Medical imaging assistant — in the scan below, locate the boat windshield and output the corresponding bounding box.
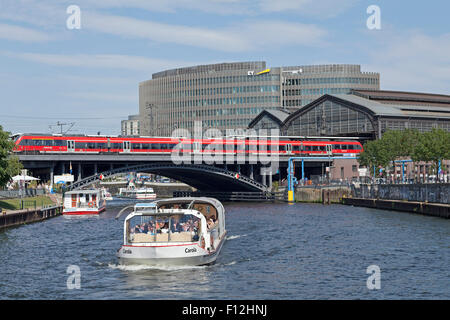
[127,214,201,243]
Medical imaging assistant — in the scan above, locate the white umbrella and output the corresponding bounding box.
[12,175,40,182]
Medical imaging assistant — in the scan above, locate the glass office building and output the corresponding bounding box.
[139,62,379,136]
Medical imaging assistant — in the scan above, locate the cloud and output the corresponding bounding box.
[79,0,357,17]
[365,31,450,94]
[83,12,250,52]
[64,91,137,103]
[0,23,52,42]
[2,51,192,71]
[83,12,327,52]
[259,0,359,17]
[0,0,63,27]
[0,1,329,52]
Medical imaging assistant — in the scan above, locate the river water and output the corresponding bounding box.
[0,199,448,299]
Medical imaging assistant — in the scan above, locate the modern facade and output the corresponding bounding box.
[121,114,140,136]
[139,62,379,136]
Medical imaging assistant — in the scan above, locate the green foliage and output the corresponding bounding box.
[412,128,450,164]
[358,128,450,175]
[0,125,23,187]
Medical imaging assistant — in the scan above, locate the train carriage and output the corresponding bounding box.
[12,133,363,156]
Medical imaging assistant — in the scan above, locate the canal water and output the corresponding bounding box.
[0,200,448,299]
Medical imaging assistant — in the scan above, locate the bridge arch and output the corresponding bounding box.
[67,163,267,192]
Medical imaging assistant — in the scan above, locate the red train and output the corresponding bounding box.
[12,133,363,156]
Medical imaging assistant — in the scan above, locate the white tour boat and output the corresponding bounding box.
[116,197,226,266]
[119,184,157,200]
[101,187,113,201]
[134,187,157,200]
[63,189,106,215]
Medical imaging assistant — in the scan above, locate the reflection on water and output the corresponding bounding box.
[0,201,449,299]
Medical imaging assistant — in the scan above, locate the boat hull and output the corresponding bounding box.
[63,206,106,215]
[135,194,157,200]
[117,236,226,266]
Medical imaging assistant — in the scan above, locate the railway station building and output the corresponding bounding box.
[250,89,450,139]
[249,89,450,182]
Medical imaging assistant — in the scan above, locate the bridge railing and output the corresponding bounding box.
[67,163,267,191]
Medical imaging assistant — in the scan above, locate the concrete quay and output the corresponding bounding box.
[342,197,450,219]
[0,205,63,230]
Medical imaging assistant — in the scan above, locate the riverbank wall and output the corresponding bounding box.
[352,183,450,204]
[294,186,351,204]
[0,205,63,230]
[344,183,450,218]
[342,198,450,219]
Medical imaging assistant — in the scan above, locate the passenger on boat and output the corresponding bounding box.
[207,218,215,230]
[161,222,169,233]
[140,223,149,234]
[171,220,182,233]
[145,221,155,235]
[181,223,190,232]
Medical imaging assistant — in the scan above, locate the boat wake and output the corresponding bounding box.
[107,263,208,272]
[226,234,247,241]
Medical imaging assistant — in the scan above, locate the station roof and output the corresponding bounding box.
[351,89,450,108]
[331,94,450,119]
[248,108,291,128]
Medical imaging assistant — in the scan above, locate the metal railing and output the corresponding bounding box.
[67,163,267,192]
[0,189,47,199]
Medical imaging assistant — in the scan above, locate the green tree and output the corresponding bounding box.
[412,128,450,174]
[358,140,385,168]
[0,125,23,187]
[359,129,425,179]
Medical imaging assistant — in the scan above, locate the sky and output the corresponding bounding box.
[0,0,449,135]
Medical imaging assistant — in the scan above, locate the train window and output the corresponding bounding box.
[293,145,300,151]
[132,143,141,150]
[110,143,121,149]
[355,144,362,150]
[54,140,65,147]
[19,139,30,146]
[97,142,106,149]
[75,142,87,149]
[152,143,161,149]
[279,145,285,151]
[305,146,312,151]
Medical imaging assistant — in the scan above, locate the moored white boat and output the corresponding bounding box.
[134,187,157,200]
[101,187,113,201]
[116,197,226,266]
[119,185,157,200]
[63,189,106,215]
